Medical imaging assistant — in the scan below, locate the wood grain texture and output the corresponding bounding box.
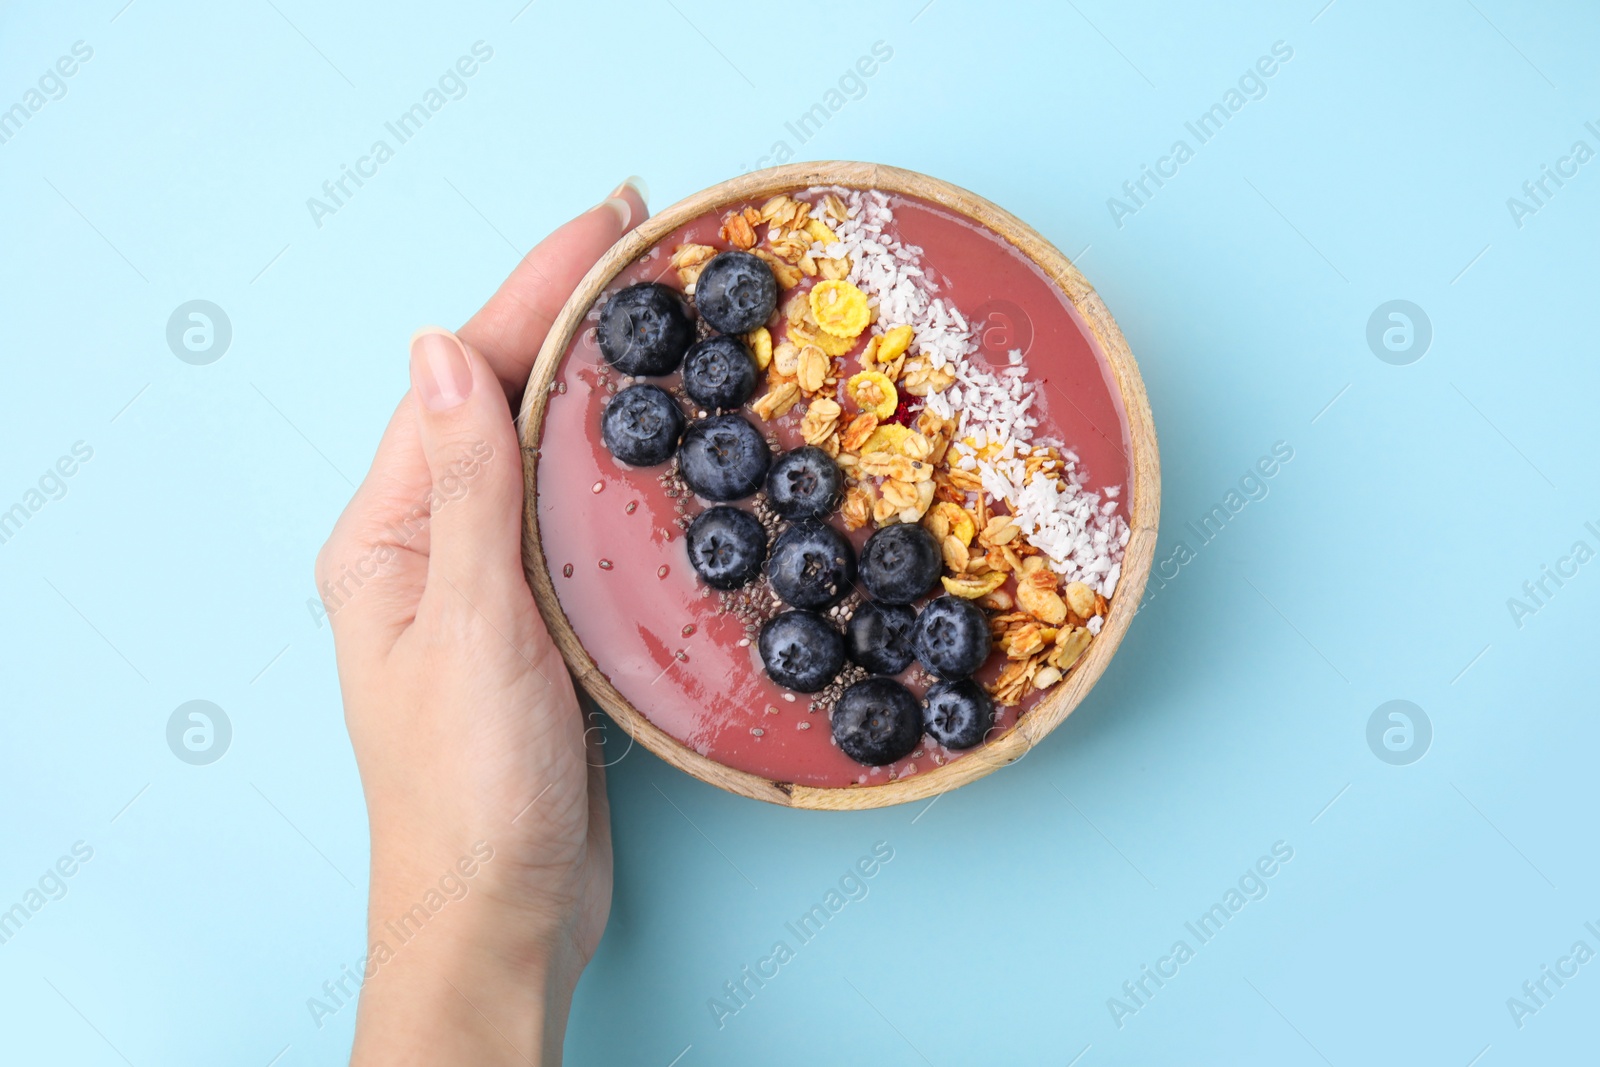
[517,161,1160,810]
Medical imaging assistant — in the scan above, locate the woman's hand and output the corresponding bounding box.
[316,179,647,1065]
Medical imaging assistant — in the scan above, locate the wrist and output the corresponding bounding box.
[352,848,584,1066]
[352,888,580,1066]
[365,829,579,964]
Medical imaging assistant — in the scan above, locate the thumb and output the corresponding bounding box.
[408,326,527,613]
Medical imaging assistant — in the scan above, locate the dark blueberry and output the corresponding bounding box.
[912,596,991,680]
[845,601,918,675]
[685,506,767,590]
[758,610,845,693]
[694,251,778,333]
[597,282,694,375]
[831,678,922,766]
[678,414,771,501]
[767,520,856,610]
[922,678,993,750]
[681,335,758,410]
[600,383,684,467]
[766,446,843,520]
[859,523,942,604]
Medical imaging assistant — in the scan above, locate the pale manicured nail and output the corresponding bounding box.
[410,328,472,411]
[599,196,632,230]
[611,175,649,206]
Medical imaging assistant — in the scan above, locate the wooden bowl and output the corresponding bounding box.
[518,161,1158,809]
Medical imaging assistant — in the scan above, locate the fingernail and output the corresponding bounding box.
[410,328,472,411]
[610,175,649,207]
[599,196,632,230]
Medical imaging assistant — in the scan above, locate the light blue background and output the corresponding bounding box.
[2,0,1596,1063]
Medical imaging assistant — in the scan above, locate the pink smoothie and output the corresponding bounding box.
[535,190,1130,788]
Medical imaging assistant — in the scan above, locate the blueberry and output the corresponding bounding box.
[678,414,771,501]
[766,446,843,520]
[681,335,758,410]
[767,520,856,610]
[598,283,694,376]
[859,523,942,604]
[759,610,845,693]
[845,601,918,675]
[912,596,991,680]
[694,251,778,334]
[922,678,993,750]
[831,678,922,766]
[600,383,684,467]
[685,506,767,590]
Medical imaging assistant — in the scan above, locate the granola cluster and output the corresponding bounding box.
[670,189,1113,709]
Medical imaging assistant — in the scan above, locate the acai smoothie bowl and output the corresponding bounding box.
[518,162,1158,809]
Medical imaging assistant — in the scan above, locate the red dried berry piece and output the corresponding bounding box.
[885,394,921,427]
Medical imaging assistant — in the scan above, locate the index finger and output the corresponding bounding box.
[459,178,648,400]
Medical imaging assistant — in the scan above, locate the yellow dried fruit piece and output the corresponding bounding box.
[929,501,974,545]
[942,572,1008,599]
[877,324,914,363]
[746,327,773,370]
[960,435,1006,461]
[815,327,857,357]
[804,218,840,245]
[787,317,857,357]
[859,423,911,454]
[809,280,871,339]
[858,335,881,369]
[846,371,898,419]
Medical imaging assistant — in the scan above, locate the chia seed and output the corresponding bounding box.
[808,662,867,717]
